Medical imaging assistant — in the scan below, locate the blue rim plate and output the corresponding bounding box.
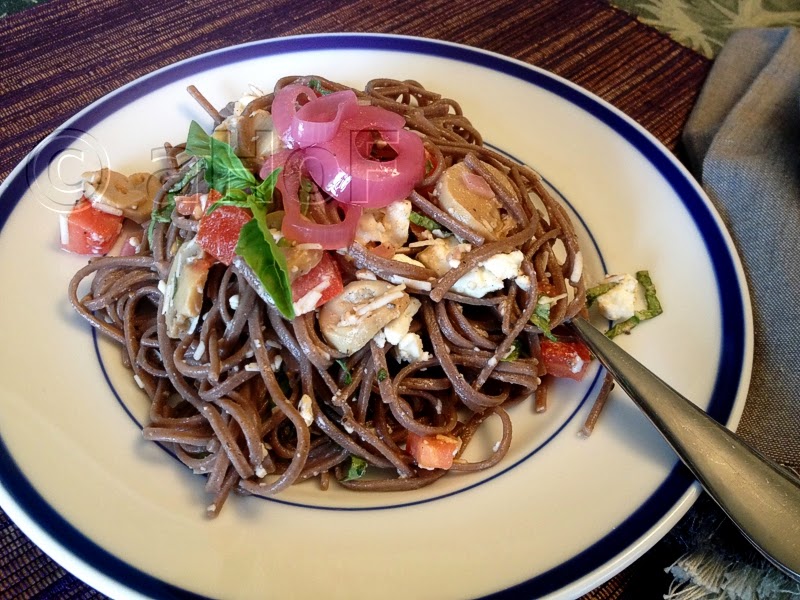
[0,34,752,599]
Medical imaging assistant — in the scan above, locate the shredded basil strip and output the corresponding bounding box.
[377,368,388,382]
[530,299,557,341]
[235,220,295,320]
[169,158,206,193]
[500,339,521,362]
[605,271,663,339]
[335,359,353,385]
[342,456,368,481]
[409,211,443,232]
[308,79,332,96]
[146,193,176,246]
[586,280,620,306]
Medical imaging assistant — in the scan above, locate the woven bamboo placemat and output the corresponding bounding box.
[0,0,711,597]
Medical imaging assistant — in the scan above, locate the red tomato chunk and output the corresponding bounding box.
[406,432,462,471]
[540,339,592,381]
[61,198,123,255]
[195,205,252,265]
[291,253,344,308]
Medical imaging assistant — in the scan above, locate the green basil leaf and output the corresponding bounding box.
[342,456,368,481]
[530,299,557,341]
[335,359,353,385]
[409,211,443,232]
[308,79,332,96]
[185,121,256,193]
[500,339,521,362]
[376,368,388,382]
[147,192,176,246]
[605,271,663,338]
[235,220,295,320]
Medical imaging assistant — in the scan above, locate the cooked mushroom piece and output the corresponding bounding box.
[163,239,211,339]
[82,168,159,224]
[213,108,278,160]
[434,161,513,240]
[318,281,411,355]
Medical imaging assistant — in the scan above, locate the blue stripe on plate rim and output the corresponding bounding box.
[0,33,748,600]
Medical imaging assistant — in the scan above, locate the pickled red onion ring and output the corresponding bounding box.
[271,84,316,148]
[279,151,363,250]
[307,106,424,208]
[291,90,358,148]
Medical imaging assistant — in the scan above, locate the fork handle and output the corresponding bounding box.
[571,317,800,581]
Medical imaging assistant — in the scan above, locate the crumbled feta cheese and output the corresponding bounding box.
[133,374,144,389]
[271,355,283,372]
[514,274,531,291]
[451,251,524,299]
[292,277,331,316]
[255,465,267,478]
[383,298,422,345]
[244,362,260,372]
[596,274,638,321]
[492,441,501,453]
[228,294,240,310]
[396,332,430,363]
[355,199,412,250]
[298,394,314,426]
[372,330,387,348]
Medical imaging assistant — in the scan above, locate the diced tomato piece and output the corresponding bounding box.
[540,339,592,381]
[406,432,462,471]
[195,205,252,265]
[175,189,223,218]
[61,198,124,255]
[291,253,343,307]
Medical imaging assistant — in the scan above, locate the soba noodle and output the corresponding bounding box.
[69,76,592,516]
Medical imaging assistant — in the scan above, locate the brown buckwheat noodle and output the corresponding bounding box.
[69,76,597,517]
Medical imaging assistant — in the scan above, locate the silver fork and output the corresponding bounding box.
[570,316,800,581]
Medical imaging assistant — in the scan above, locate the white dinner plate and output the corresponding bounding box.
[0,34,752,599]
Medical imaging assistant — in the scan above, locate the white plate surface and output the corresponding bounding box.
[0,34,752,600]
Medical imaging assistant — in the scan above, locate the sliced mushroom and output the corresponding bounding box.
[82,168,159,224]
[318,281,411,355]
[163,239,210,339]
[434,162,513,240]
[213,109,278,160]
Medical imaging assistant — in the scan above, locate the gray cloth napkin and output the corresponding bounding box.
[670,27,800,598]
[683,27,800,467]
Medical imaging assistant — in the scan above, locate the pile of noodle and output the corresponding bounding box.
[69,76,591,517]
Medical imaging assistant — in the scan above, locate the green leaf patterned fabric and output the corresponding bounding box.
[610,0,800,57]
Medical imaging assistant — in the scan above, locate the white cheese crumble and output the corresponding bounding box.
[298,394,314,427]
[383,298,422,345]
[451,250,525,299]
[396,332,430,363]
[228,294,240,310]
[596,274,638,321]
[292,277,331,316]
